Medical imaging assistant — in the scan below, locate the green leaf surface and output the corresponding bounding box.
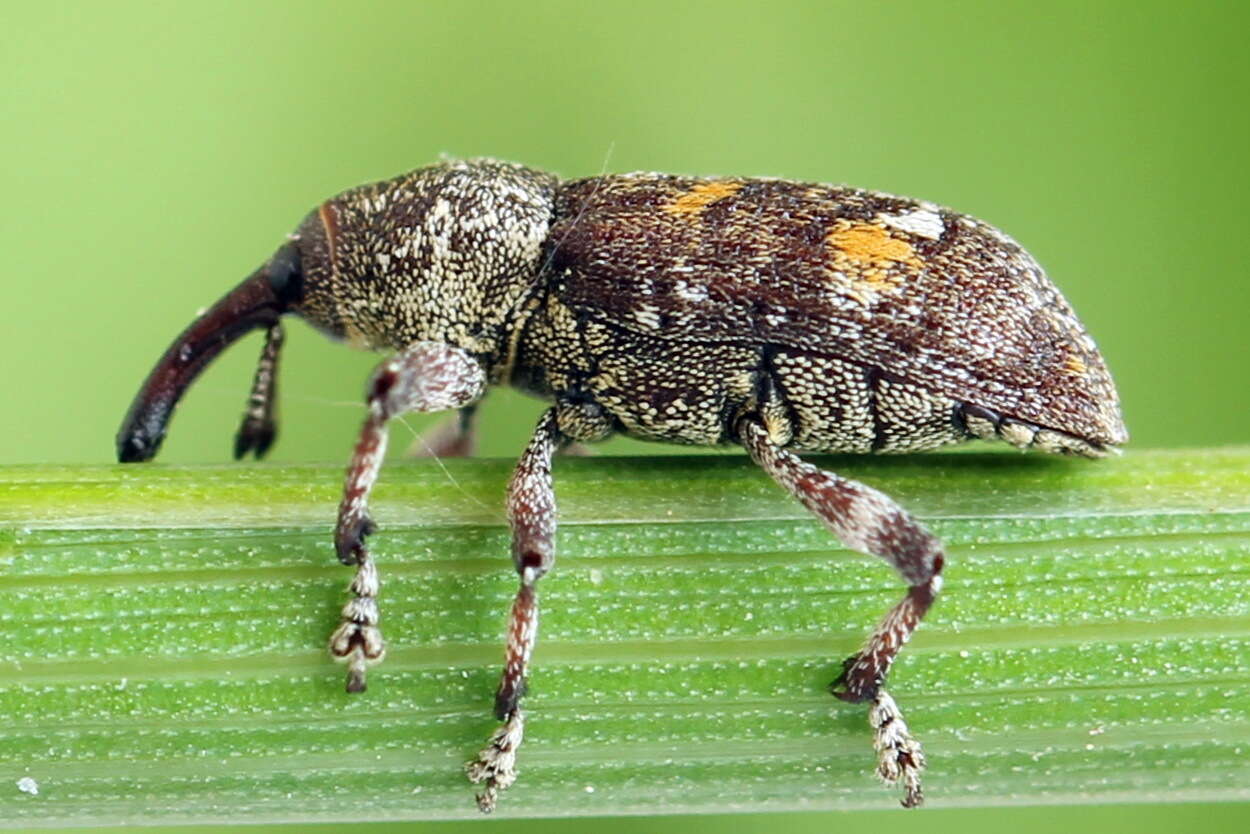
[0,449,1247,824]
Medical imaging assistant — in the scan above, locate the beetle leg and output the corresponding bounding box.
[407,407,596,459]
[233,323,285,459]
[739,417,943,809]
[466,408,563,813]
[329,342,487,693]
[406,405,479,458]
[559,441,595,457]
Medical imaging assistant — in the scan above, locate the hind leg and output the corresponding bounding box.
[738,416,944,808]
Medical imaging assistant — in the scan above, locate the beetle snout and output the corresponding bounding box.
[117,410,167,463]
[115,263,290,463]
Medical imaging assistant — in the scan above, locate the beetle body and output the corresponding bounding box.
[520,173,1123,454]
[116,158,1125,811]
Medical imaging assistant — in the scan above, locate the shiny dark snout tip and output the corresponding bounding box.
[116,421,165,463]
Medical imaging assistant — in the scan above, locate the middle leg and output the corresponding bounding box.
[466,407,564,813]
[407,405,479,458]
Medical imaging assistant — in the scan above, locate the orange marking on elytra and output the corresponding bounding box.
[1064,355,1088,376]
[859,269,897,290]
[825,220,924,298]
[663,181,742,218]
[826,222,922,268]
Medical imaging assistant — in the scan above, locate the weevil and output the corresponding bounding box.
[116,158,1126,811]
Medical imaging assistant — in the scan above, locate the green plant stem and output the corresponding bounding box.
[0,449,1248,825]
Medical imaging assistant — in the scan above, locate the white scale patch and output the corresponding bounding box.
[879,209,944,240]
[632,305,662,329]
[673,280,708,303]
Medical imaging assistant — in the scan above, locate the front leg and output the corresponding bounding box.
[466,408,563,813]
[328,342,486,693]
[234,322,285,459]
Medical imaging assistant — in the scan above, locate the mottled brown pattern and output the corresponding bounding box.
[536,174,1126,449]
[294,159,558,373]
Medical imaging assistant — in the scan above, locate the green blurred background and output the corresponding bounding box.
[2,0,1246,831]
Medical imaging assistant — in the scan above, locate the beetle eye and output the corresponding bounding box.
[266,240,304,306]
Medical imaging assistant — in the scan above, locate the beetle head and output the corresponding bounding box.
[116,159,557,464]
